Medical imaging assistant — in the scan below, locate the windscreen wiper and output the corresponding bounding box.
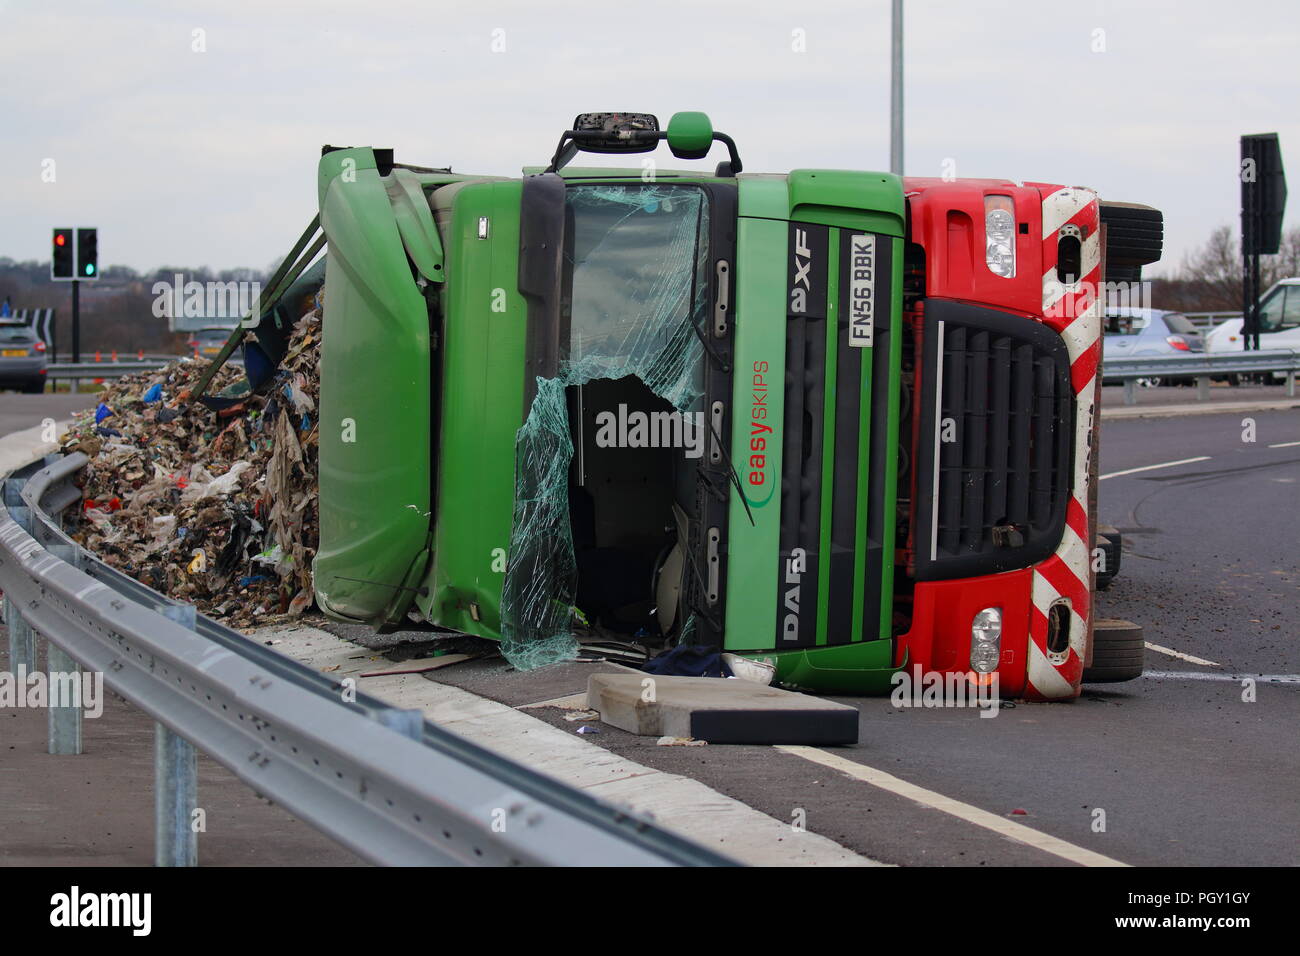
[706,415,754,527]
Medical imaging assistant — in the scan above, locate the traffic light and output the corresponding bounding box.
[76,227,99,279]
[52,228,74,279]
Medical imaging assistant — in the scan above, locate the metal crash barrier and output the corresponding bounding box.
[1102,349,1300,405]
[0,453,733,867]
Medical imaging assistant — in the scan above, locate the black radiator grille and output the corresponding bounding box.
[917,301,1074,581]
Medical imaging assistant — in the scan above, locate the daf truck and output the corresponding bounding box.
[235,112,1162,699]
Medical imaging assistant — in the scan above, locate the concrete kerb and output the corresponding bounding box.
[1101,398,1300,420]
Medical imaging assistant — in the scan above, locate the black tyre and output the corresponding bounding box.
[1105,262,1142,286]
[22,379,45,394]
[1084,618,1145,683]
[1099,201,1163,272]
[1095,526,1122,591]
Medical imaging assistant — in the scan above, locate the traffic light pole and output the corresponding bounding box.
[71,279,80,364]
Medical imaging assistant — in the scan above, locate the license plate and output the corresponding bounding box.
[847,233,877,349]
[1,349,27,357]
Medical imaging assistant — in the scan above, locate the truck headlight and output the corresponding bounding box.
[970,607,1003,673]
[985,196,1016,278]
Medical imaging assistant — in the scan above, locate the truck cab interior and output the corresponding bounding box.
[543,183,713,643]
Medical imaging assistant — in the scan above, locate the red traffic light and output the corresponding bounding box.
[51,228,75,279]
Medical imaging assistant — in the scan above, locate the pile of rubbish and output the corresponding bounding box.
[61,311,322,628]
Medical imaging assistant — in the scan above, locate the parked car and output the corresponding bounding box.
[1102,307,1203,386]
[0,321,48,393]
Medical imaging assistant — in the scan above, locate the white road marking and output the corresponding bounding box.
[1099,456,1210,480]
[1142,671,1300,684]
[1267,440,1300,449]
[1143,642,1220,667]
[777,746,1129,868]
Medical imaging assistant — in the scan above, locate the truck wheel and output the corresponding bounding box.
[1095,526,1122,590]
[1099,202,1163,270]
[1084,619,1144,683]
[1105,262,1142,286]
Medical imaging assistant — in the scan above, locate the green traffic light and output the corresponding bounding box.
[85,264,95,275]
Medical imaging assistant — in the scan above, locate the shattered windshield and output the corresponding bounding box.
[500,183,711,669]
[565,185,710,394]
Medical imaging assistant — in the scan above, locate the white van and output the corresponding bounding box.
[1205,277,1300,353]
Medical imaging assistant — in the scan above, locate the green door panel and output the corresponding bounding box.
[416,181,528,638]
[735,174,790,219]
[723,213,787,650]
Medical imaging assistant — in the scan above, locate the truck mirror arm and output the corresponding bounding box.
[545,129,742,176]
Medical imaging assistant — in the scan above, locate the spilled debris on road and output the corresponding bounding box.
[60,310,321,629]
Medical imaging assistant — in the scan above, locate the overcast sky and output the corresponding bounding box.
[1,0,1296,277]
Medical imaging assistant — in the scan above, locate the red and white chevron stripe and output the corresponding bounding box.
[1026,186,1102,700]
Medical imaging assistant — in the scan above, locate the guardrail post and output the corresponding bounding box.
[1196,375,1210,401]
[42,543,84,755]
[377,707,425,740]
[46,641,84,755]
[1123,379,1137,406]
[1289,371,1297,399]
[3,596,38,675]
[155,604,199,867]
[2,477,24,509]
[155,724,198,867]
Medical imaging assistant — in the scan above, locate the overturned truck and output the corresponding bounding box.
[234,112,1162,698]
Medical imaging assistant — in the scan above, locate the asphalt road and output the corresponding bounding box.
[0,394,93,437]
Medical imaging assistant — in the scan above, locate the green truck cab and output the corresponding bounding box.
[312,113,904,688]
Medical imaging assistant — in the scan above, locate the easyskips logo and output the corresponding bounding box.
[748,360,775,498]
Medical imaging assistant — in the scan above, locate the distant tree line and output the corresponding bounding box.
[0,259,268,357]
[5,227,1297,348]
[1150,226,1300,313]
